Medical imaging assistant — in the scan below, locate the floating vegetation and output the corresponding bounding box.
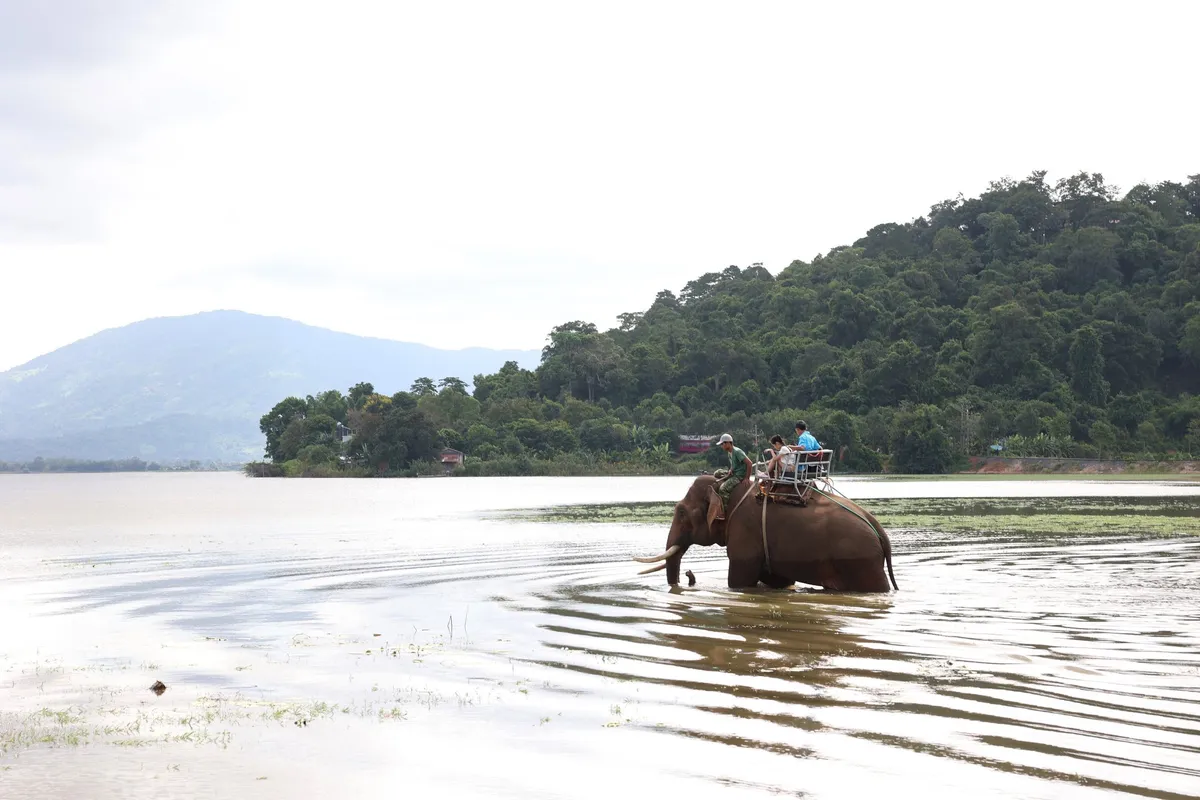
[880,513,1200,536]
[872,496,1200,535]
[505,496,1200,537]
[1,698,367,754]
[500,502,676,525]
[0,662,532,757]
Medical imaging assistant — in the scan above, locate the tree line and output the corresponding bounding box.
[254,170,1200,476]
[0,458,232,473]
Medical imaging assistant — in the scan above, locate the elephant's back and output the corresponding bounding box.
[787,494,884,557]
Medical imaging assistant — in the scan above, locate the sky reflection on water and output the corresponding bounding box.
[1,473,1199,799]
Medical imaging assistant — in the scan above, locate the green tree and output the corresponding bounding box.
[472,361,537,403]
[410,377,437,397]
[390,391,418,411]
[1181,316,1200,366]
[819,410,858,463]
[1136,420,1163,453]
[277,413,338,462]
[347,382,375,410]
[351,407,438,473]
[296,444,336,466]
[970,303,1047,388]
[578,418,631,452]
[888,406,955,474]
[1187,419,1200,455]
[438,428,465,451]
[1014,405,1042,438]
[307,389,348,423]
[509,418,549,454]
[465,423,497,452]
[539,322,631,403]
[260,397,308,461]
[978,211,1028,262]
[418,387,482,430]
[1090,420,1118,458]
[1068,326,1109,405]
[544,421,580,454]
[1055,172,1116,226]
[1063,228,1121,292]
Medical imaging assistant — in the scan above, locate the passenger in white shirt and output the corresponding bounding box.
[765,435,797,480]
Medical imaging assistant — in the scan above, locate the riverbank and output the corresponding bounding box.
[961,456,1200,475]
[243,453,716,478]
[0,457,242,473]
[242,454,1200,479]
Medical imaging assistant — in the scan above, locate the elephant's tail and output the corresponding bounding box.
[882,529,899,591]
[862,508,899,591]
[814,487,899,591]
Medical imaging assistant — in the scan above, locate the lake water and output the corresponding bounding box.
[2,473,1200,799]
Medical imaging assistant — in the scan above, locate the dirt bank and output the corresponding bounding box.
[963,457,1200,475]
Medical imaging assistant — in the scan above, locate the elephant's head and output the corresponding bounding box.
[633,476,723,585]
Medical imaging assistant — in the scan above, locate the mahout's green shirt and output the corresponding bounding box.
[727,446,749,480]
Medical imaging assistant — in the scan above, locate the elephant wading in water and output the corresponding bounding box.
[633,474,898,592]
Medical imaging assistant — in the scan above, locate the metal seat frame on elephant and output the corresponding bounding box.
[753,448,834,507]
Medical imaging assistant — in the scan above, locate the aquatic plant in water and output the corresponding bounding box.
[506,496,1200,537]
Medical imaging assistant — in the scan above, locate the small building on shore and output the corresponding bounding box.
[678,434,714,454]
[440,448,465,474]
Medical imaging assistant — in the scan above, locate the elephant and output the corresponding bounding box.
[633,474,898,592]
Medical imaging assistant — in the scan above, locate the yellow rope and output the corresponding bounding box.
[807,484,884,543]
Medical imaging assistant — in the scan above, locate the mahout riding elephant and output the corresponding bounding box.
[633,474,898,592]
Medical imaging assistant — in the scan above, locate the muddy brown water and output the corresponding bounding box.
[1,473,1199,799]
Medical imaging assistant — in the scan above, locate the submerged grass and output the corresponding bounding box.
[867,472,1200,482]
[506,496,1200,536]
[879,513,1200,536]
[500,502,678,525]
[0,651,527,757]
[2,696,397,755]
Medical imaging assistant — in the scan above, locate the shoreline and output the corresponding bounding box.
[959,456,1200,476]
[5,458,1200,481]
[240,456,1200,480]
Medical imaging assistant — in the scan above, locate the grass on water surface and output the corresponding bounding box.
[506,495,1200,536]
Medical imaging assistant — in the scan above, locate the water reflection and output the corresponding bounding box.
[1,474,1199,799]
[491,525,1200,798]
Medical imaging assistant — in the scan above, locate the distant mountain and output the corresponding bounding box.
[0,311,539,462]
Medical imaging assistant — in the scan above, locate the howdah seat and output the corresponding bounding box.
[753,448,834,506]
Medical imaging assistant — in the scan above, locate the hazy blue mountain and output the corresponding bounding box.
[0,311,539,462]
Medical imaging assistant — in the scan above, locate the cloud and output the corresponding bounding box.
[0,2,161,69]
[1,0,1198,371]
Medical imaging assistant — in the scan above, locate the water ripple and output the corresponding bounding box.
[5,482,1200,798]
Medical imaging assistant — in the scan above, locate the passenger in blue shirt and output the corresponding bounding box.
[793,420,822,478]
[794,420,820,451]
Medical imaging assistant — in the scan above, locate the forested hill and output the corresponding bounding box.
[524,172,1200,463]
[261,171,1200,475]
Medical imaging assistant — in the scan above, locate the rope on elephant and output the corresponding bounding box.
[760,481,771,573]
[818,478,851,500]
[726,477,758,520]
[722,476,773,570]
[807,485,884,544]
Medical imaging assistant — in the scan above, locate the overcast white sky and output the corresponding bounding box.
[1,0,1196,371]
